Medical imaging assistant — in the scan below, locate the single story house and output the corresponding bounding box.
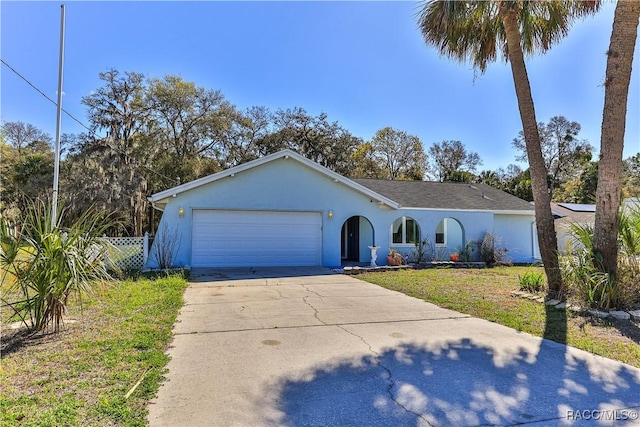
[551,202,596,254]
[552,198,639,254]
[147,149,538,268]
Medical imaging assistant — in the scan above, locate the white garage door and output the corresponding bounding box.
[191,210,322,267]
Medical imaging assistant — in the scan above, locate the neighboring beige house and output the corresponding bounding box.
[551,198,638,254]
[551,202,595,254]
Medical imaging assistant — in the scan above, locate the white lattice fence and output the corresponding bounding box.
[104,233,149,271]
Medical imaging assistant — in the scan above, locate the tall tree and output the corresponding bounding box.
[478,165,535,201]
[593,2,640,276]
[0,122,54,218]
[503,167,534,202]
[558,161,598,204]
[75,70,150,235]
[349,142,386,179]
[476,170,502,188]
[370,127,427,180]
[428,140,482,181]
[63,133,149,236]
[266,108,362,176]
[1,121,52,154]
[220,106,273,168]
[418,1,599,297]
[146,75,233,183]
[82,70,147,150]
[512,116,592,200]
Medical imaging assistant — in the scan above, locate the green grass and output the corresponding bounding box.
[358,266,640,368]
[0,274,188,426]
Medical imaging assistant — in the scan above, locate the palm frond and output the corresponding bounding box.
[417,0,601,71]
[1,198,119,332]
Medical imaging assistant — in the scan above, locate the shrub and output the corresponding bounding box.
[0,200,118,332]
[477,232,508,265]
[149,223,181,269]
[456,241,477,262]
[518,271,545,293]
[561,206,640,310]
[411,237,435,264]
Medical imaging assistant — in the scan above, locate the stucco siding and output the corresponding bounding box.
[386,211,494,261]
[493,214,536,263]
[150,158,383,268]
[358,217,374,263]
[148,154,536,268]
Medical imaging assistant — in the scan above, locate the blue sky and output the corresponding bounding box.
[1,1,639,172]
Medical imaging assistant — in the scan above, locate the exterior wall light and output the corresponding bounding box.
[327,210,334,219]
[178,207,185,218]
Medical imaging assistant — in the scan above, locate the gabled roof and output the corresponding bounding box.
[148,150,400,209]
[148,149,534,214]
[352,179,534,213]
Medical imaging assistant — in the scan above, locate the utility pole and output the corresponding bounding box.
[52,4,65,228]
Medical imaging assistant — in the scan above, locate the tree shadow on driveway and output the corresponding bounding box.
[264,335,640,426]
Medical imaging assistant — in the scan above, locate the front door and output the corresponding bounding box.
[341,216,360,262]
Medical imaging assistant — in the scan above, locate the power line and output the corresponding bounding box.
[1,58,179,185]
[1,58,93,134]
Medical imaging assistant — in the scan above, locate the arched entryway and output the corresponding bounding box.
[341,216,374,264]
[435,217,464,257]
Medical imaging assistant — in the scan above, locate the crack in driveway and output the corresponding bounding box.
[301,284,324,298]
[300,283,434,426]
[301,289,327,326]
[336,324,435,426]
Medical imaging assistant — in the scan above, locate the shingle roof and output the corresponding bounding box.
[351,179,534,212]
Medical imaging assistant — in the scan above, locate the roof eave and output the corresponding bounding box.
[398,207,534,214]
[492,209,536,215]
[147,149,401,209]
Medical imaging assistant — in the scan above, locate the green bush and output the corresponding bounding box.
[561,205,640,310]
[518,271,545,292]
[456,240,477,262]
[0,199,118,332]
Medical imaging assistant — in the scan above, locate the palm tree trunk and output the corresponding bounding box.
[500,4,562,296]
[593,1,640,276]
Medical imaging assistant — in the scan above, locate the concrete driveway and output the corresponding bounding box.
[148,267,640,427]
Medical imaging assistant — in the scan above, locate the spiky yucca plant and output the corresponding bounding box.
[1,200,117,332]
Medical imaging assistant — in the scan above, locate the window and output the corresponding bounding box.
[435,219,445,245]
[391,216,420,245]
[435,218,463,248]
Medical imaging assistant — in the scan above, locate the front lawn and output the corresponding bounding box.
[0,274,188,426]
[358,266,640,368]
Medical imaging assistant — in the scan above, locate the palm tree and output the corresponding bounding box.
[417,1,599,298]
[593,2,640,277]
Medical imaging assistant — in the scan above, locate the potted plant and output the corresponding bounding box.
[450,253,460,262]
[387,248,405,266]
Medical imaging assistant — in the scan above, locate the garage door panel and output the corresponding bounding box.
[191,210,322,267]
